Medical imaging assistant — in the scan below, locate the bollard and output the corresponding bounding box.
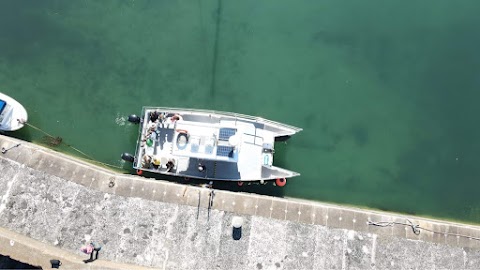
[232,216,244,240]
[50,259,62,268]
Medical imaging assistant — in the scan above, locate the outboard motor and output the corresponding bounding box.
[128,114,141,124]
[121,152,135,163]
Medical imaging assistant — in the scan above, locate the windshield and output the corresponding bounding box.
[0,100,6,115]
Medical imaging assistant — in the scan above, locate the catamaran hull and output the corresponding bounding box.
[127,107,302,182]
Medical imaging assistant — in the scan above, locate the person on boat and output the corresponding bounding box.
[142,154,152,168]
[142,123,157,143]
[166,160,175,172]
[150,111,160,122]
[171,114,182,122]
[152,156,161,168]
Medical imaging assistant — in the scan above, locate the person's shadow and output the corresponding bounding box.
[83,249,100,263]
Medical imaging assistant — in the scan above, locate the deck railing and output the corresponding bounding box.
[142,106,302,133]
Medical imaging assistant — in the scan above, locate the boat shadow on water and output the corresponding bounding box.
[0,126,33,144]
[131,168,286,198]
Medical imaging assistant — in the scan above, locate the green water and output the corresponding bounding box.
[2,0,480,223]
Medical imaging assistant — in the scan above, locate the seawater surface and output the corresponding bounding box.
[1,0,480,223]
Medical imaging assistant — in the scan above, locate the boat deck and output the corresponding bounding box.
[138,116,269,180]
[134,108,301,181]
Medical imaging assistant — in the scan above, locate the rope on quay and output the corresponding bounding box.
[367,219,480,241]
[18,119,123,170]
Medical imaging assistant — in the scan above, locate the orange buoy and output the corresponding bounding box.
[237,181,244,187]
[275,178,286,187]
[136,169,143,175]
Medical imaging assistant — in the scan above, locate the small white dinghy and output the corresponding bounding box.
[0,92,28,131]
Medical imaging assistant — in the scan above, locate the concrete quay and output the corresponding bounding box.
[1,134,480,269]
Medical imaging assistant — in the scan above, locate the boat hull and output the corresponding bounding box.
[130,107,301,182]
[0,93,28,131]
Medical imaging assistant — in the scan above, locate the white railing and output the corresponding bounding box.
[142,106,302,133]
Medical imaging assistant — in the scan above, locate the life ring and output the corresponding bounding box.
[136,169,143,175]
[177,133,188,150]
[237,181,244,187]
[176,132,189,150]
[275,178,286,187]
[176,129,188,134]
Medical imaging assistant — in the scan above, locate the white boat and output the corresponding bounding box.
[123,107,302,184]
[0,92,28,131]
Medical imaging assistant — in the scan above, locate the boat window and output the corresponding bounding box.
[0,100,5,114]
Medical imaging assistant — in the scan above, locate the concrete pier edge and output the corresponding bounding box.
[1,134,480,269]
[0,226,157,270]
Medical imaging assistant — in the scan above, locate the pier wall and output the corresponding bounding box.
[1,135,480,269]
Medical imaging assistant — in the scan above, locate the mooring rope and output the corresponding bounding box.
[367,219,480,241]
[20,120,56,138]
[77,155,124,170]
[18,119,123,170]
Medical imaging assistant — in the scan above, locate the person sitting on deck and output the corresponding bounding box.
[150,111,160,122]
[166,160,175,172]
[170,114,182,122]
[142,155,152,168]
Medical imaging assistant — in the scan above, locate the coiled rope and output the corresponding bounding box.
[19,120,123,170]
[367,219,480,241]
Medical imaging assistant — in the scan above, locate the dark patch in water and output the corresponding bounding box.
[376,167,396,181]
[332,133,343,145]
[320,144,336,153]
[348,124,369,147]
[311,30,356,48]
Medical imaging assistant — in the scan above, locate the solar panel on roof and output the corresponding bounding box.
[216,145,234,157]
[219,128,236,141]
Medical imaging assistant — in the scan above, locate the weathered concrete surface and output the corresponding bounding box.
[0,226,160,270]
[1,135,480,269]
[0,254,41,269]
